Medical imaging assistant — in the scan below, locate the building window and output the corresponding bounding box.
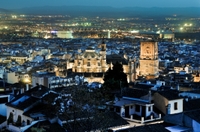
[87,62,90,66]
[98,62,101,66]
[27,120,30,125]
[135,105,140,112]
[78,62,81,66]
[148,106,151,111]
[174,102,178,110]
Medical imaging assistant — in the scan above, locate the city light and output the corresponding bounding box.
[0,2,200,132]
[11,15,17,18]
[23,78,30,83]
[184,23,192,27]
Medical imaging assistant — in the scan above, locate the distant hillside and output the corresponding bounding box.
[0,8,13,13]
[12,6,200,18]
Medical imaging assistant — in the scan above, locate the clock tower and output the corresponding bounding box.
[139,41,159,79]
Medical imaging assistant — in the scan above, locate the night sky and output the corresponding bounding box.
[1,0,200,9]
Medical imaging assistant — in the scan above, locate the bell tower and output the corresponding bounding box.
[99,39,107,72]
[139,41,159,79]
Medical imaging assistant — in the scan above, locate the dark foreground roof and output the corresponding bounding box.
[122,88,149,98]
[156,90,181,100]
[116,123,170,132]
[25,120,65,132]
[0,115,6,124]
[184,109,200,124]
[183,98,200,111]
[63,111,129,131]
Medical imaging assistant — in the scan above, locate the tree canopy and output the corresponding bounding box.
[102,62,128,99]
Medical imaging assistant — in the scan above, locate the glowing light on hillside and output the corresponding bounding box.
[184,23,192,27]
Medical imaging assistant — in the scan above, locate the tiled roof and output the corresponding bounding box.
[184,109,200,124]
[23,103,57,118]
[133,83,154,90]
[157,90,182,100]
[25,85,49,98]
[42,92,59,103]
[120,123,170,132]
[7,95,39,110]
[122,88,149,98]
[24,120,65,132]
[183,99,200,111]
[62,111,129,131]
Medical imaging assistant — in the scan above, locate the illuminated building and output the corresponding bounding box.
[73,41,107,73]
[108,31,111,38]
[139,41,159,79]
[57,31,73,39]
[159,31,175,42]
[72,41,135,83]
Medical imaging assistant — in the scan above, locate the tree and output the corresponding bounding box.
[102,62,128,100]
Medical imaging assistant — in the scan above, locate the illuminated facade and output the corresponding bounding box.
[57,31,73,39]
[139,41,159,79]
[72,41,107,73]
[72,41,135,83]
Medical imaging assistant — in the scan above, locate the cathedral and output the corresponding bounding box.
[71,41,136,83]
[71,40,159,83]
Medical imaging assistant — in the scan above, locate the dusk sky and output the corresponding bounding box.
[1,0,200,9]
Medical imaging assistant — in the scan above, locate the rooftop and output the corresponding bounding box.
[156,90,182,100]
[116,123,169,132]
[7,95,39,110]
[122,88,149,98]
[184,109,200,124]
[183,98,200,111]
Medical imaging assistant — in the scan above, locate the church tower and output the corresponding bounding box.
[99,40,107,72]
[139,41,159,79]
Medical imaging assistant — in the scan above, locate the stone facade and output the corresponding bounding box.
[72,42,107,73]
[139,41,159,79]
[72,41,136,83]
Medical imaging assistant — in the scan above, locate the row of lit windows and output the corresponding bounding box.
[78,62,101,66]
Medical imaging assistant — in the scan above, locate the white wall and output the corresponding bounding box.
[7,106,33,124]
[32,77,44,87]
[169,99,183,114]
[6,72,19,84]
[145,105,153,117]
